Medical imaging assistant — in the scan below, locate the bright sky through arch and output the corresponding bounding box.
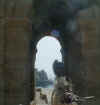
[35,36,62,79]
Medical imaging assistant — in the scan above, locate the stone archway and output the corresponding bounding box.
[1,0,100,105]
[31,30,65,95]
[31,9,85,97]
[31,2,85,97]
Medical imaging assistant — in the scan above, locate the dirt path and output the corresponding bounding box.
[35,88,53,105]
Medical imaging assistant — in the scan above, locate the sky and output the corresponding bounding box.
[35,36,62,80]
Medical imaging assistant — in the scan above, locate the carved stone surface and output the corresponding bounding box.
[0,0,33,105]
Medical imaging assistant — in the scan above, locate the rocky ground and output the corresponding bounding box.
[35,88,53,105]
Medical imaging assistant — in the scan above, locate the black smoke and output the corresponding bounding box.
[33,0,95,33]
[53,60,66,77]
[48,0,90,27]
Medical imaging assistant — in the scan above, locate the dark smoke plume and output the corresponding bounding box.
[33,0,95,33]
[53,60,66,77]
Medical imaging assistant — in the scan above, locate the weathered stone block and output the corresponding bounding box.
[5,0,32,18]
[0,0,5,17]
[0,66,5,105]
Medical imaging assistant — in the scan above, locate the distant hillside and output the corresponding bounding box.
[35,69,53,87]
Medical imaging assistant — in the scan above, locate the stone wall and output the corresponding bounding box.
[0,0,33,105]
[0,0,100,105]
[79,6,100,99]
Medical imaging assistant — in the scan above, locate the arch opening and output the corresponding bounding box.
[33,36,64,104]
